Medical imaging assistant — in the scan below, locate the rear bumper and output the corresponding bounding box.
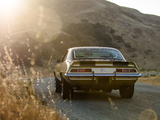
[65,73,141,77]
[64,73,141,90]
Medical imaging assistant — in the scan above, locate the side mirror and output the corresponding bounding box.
[57,59,61,63]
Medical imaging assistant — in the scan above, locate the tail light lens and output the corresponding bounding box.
[130,69,137,72]
[70,69,92,72]
[77,69,85,72]
[116,69,122,72]
[116,69,136,73]
[70,69,77,72]
[123,69,129,72]
[85,69,92,72]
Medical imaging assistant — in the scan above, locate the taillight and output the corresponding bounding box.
[77,69,85,72]
[116,69,122,72]
[116,69,136,73]
[130,69,137,72]
[123,69,129,72]
[70,69,77,72]
[70,69,92,72]
[85,69,92,72]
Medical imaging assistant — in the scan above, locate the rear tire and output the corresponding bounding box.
[61,79,69,99]
[55,76,61,93]
[70,88,74,99]
[106,89,112,93]
[61,78,74,99]
[119,85,134,98]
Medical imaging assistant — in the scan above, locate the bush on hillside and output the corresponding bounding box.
[63,22,112,46]
[110,28,116,34]
[122,11,142,22]
[133,28,143,35]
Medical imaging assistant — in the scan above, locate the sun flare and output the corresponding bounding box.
[0,0,21,13]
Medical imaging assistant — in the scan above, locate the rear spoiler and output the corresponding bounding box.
[71,61,138,69]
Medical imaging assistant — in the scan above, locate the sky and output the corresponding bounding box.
[0,0,160,17]
[107,0,160,16]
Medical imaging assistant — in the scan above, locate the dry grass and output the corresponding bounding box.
[0,77,61,120]
[24,66,55,78]
[138,75,160,86]
[0,44,62,120]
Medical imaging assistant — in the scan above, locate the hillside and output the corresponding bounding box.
[0,0,160,70]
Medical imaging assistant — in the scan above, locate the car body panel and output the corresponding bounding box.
[54,47,141,91]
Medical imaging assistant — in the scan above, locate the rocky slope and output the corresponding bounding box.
[0,0,160,70]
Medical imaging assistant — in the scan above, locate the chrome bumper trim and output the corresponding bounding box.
[65,73,141,77]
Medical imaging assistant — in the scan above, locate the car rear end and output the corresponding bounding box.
[64,61,141,91]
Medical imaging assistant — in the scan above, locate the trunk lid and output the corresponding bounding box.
[71,61,137,68]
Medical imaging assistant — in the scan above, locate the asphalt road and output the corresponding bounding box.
[34,77,160,120]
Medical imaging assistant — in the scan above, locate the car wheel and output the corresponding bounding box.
[69,88,74,99]
[55,76,61,93]
[119,85,134,98]
[61,79,69,99]
[61,78,74,100]
[107,89,112,93]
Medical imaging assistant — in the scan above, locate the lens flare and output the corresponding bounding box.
[0,0,21,13]
[26,6,62,43]
[139,109,157,120]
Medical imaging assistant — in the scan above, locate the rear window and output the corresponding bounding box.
[74,49,124,60]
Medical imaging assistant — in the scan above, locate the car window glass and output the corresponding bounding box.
[74,49,123,59]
